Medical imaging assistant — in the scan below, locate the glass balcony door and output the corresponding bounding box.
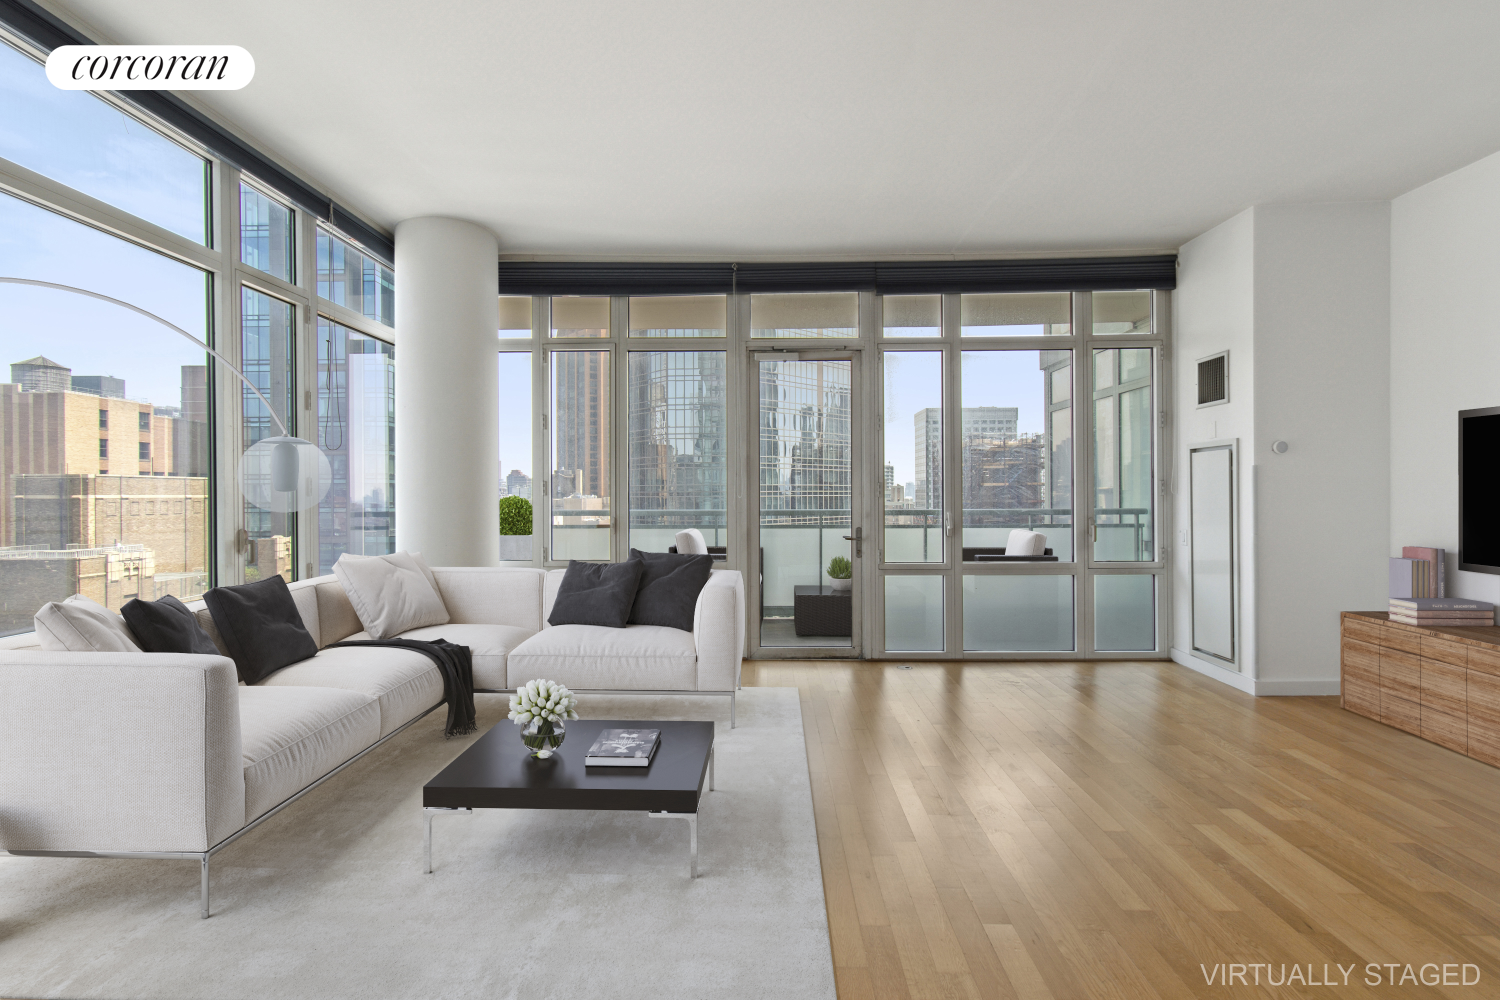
[750,354,862,656]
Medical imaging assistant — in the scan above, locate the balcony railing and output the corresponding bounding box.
[548,505,1151,582]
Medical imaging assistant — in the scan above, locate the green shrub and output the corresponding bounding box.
[499,495,533,535]
[827,555,852,580]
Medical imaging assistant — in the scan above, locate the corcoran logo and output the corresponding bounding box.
[45,45,254,91]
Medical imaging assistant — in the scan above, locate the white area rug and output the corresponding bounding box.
[0,688,834,1000]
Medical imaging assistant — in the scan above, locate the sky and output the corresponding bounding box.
[0,40,213,406]
[882,349,1051,485]
[0,41,206,243]
[0,193,208,408]
[498,350,532,479]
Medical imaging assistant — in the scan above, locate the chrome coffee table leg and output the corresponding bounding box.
[424,807,471,873]
[648,811,698,878]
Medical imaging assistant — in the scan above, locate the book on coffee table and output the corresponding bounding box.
[585,728,661,767]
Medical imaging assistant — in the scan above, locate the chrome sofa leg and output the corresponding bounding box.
[730,690,736,729]
[201,855,210,919]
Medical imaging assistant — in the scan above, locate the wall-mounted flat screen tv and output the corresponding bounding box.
[1460,406,1500,574]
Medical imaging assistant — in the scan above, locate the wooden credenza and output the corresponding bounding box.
[1341,611,1500,765]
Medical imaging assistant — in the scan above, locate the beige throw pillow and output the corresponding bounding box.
[332,551,450,640]
[35,594,142,652]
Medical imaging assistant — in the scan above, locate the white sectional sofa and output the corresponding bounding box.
[0,565,744,916]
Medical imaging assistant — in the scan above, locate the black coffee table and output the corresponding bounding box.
[422,719,715,877]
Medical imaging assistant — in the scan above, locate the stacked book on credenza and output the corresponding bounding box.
[1388,598,1495,627]
[1389,546,1445,599]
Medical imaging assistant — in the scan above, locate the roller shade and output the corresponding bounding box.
[497,255,1176,295]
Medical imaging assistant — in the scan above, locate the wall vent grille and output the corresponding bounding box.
[1197,352,1228,407]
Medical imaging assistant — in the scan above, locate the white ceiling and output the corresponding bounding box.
[49,0,1500,257]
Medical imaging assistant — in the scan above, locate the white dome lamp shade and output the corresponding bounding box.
[0,277,332,512]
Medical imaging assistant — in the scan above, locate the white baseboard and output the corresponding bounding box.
[1251,678,1343,696]
[1169,648,1341,697]
[1170,647,1255,694]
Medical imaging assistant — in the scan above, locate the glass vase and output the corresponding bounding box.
[520,717,566,758]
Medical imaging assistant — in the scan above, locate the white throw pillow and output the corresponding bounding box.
[338,550,442,597]
[675,528,709,555]
[1005,529,1047,557]
[333,551,450,640]
[35,594,142,652]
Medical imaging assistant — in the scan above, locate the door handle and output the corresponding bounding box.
[842,526,863,558]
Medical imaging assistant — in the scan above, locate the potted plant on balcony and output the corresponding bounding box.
[828,555,852,593]
[499,495,533,561]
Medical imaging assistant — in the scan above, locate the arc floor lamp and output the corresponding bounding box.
[0,276,331,513]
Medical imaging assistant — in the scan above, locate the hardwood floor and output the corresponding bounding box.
[741,659,1500,999]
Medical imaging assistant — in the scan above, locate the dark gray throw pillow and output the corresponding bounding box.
[628,549,713,632]
[202,575,318,684]
[121,594,220,656]
[548,555,645,628]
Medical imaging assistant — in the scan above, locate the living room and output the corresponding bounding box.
[3,2,1500,998]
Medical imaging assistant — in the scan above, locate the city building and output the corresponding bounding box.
[962,433,1044,511]
[913,406,1019,509]
[758,361,851,525]
[551,350,609,501]
[315,324,395,574]
[628,350,725,530]
[9,356,69,393]
[0,363,208,544]
[70,375,125,398]
[504,469,531,499]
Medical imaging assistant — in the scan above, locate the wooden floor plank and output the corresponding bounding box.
[742,659,1500,999]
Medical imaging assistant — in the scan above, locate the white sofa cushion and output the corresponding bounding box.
[675,528,709,554]
[507,623,697,691]
[285,581,322,648]
[1005,528,1047,556]
[34,595,141,653]
[431,567,545,632]
[541,569,565,628]
[238,685,380,821]
[257,645,444,737]
[315,579,363,646]
[333,551,450,640]
[345,623,534,690]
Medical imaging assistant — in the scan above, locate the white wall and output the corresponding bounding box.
[1252,203,1390,689]
[1172,208,1257,690]
[1391,149,1500,603]
[1172,203,1390,694]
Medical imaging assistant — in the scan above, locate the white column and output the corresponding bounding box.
[394,217,499,565]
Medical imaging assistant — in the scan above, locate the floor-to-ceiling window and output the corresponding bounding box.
[317,319,395,574]
[0,191,211,633]
[498,294,535,560]
[627,294,727,553]
[0,29,395,626]
[497,284,1168,659]
[239,286,295,579]
[550,295,613,560]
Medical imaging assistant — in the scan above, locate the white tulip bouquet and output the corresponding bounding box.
[509,679,579,758]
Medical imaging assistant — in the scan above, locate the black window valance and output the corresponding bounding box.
[1,0,394,265]
[497,255,1176,296]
